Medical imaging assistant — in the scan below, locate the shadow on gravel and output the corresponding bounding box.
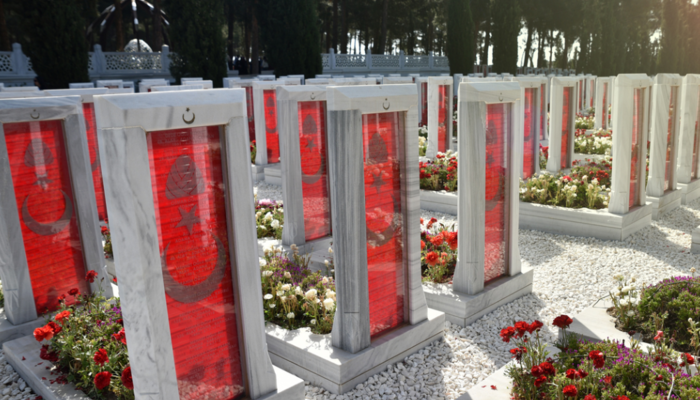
[518,230,566,267]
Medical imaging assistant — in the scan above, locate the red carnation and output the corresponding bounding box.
[445,232,458,250]
[33,326,54,342]
[514,321,529,337]
[68,288,79,296]
[533,375,547,388]
[528,320,544,333]
[121,366,134,390]
[539,362,556,376]
[530,365,543,377]
[588,350,605,368]
[420,240,426,250]
[112,328,127,345]
[85,270,98,283]
[500,326,516,343]
[55,310,71,325]
[430,236,444,247]
[683,353,695,365]
[603,375,612,386]
[562,385,578,397]
[584,396,597,400]
[615,397,630,400]
[654,331,664,342]
[425,251,439,266]
[100,226,109,235]
[94,371,111,390]
[509,347,527,361]
[553,315,573,329]
[46,321,62,335]
[93,349,109,366]
[565,369,580,380]
[578,369,588,379]
[655,374,664,381]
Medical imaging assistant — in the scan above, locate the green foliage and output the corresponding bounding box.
[257,0,322,78]
[255,200,283,239]
[167,0,228,86]
[20,0,89,89]
[491,0,520,74]
[446,0,474,75]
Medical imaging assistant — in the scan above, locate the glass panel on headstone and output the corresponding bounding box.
[245,87,255,142]
[421,82,428,127]
[484,104,510,283]
[630,88,645,208]
[263,89,280,163]
[664,87,678,191]
[4,120,90,314]
[146,126,245,400]
[298,101,331,241]
[83,103,108,221]
[540,84,546,140]
[523,88,537,179]
[438,85,449,153]
[561,87,573,169]
[602,83,609,129]
[361,112,405,338]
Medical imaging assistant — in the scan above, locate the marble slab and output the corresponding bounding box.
[678,179,700,205]
[424,268,533,327]
[420,190,458,215]
[519,201,652,241]
[646,188,682,220]
[677,74,700,185]
[183,80,213,89]
[692,227,700,254]
[96,80,124,89]
[70,83,95,89]
[510,77,546,178]
[264,163,282,185]
[0,311,43,346]
[265,308,445,394]
[545,77,578,173]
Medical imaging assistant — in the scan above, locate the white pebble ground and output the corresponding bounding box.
[256,183,700,400]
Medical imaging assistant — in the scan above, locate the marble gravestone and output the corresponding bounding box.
[676,74,700,205]
[43,88,111,222]
[423,82,533,327]
[646,74,683,219]
[277,77,302,86]
[151,85,205,92]
[94,89,304,400]
[181,77,203,83]
[223,77,241,87]
[184,80,213,89]
[416,77,429,128]
[510,77,545,179]
[96,80,124,89]
[139,79,169,93]
[594,77,613,131]
[0,92,46,99]
[585,76,597,111]
[327,78,376,86]
[608,74,654,222]
[277,85,334,258]
[538,75,549,143]
[225,79,256,142]
[252,81,293,184]
[546,77,578,173]
[69,83,95,89]
[383,77,413,85]
[0,96,113,344]
[1,87,39,93]
[265,84,444,395]
[305,78,331,85]
[425,76,454,158]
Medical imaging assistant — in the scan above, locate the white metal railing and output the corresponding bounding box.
[323,49,449,72]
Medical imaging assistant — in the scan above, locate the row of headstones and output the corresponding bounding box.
[0,77,529,398]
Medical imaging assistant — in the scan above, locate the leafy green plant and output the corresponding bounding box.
[260,245,335,334]
[101,224,112,260]
[256,199,283,239]
[33,272,133,399]
[575,129,613,155]
[420,219,458,283]
[419,151,458,192]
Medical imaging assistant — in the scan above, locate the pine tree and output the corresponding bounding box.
[257,0,323,78]
[658,0,681,72]
[446,0,475,75]
[168,0,228,86]
[21,0,89,88]
[491,0,521,74]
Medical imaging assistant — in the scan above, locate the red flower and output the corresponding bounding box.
[430,236,444,247]
[530,365,543,377]
[46,321,62,335]
[514,321,529,337]
[100,226,109,235]
[562,175,572,182]
[39,345,59,363]
[615,397,630,400]
[562,385,578,397]
[655,375,664,381]
[33,326,54,342]
[528,320,544,333]
[500,326,516,343]
[553,315,573,329]
[94,371,111,390]
[55,310,71,325]
[68,288,79,296]
[420,218,424,225]
[57,294,66,302]
[565,369,580,380]
[578,369,588,379]
[425,251,439,266]
[426,217,438,229]
[683,353,695,365]
[533,375,547,388]
[121,366,134,390]
[509,347,527,361]
[588,350,605,368]
[445,232,458,250]
[93,349,109,366]
[603,375,612,385]
[112,328,127,345]
[85,270,98,283]
[584,396,597,400]
[539,362,556,376]
[420,240,426,250]
[654,331,664,341]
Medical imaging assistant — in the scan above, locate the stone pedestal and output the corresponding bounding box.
[692,227,700,254]
[678,180,700,205]
[646,189,683,220]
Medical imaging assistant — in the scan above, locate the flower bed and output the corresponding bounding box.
[418,125,428,156]
[250,139,257,164]
[502,315,700,400]
[260,246,335,335]
[539,145,548,170]
[32,272,132,400]
[576,112,595,130]
[609,272,700,354]
[101,223,112,260]
[519,158,612,210]
[256,198,284,239]
[419,151,458,192]
[575,129,612,155]
[420,218,457,283]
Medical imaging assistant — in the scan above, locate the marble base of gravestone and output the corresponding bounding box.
[646,74,683,220]
[277,85,333,270]
[676,74,700,205]
[95,89,303,400]
[96,80,123,89]
[692,227,700,254]
[264,84,445,394]
[151,85,205,92]
[0,96,113,345]
[139,79,169,93]
[423,82,533,326]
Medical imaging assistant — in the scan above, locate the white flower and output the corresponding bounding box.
[325,290,336,300]
[271,219,280,229]
[627,311,635,317]
[276,290,284,297]
[323,298,335,311]
[287,312,295,319]
[281,284,291,291]
[295,286,303,296]
[310,319,317,325]
[262,270,273,277]
[264,212,273,222]
[689,318,694,323]
[621,286,631,295]
[324,260,330,265]
[255,211,262,218]
[328,247,333,254]
[259,258,267,268]
[321,277,329,285]
[264,294,273,300]
[305,289,317,300]
[269,303,276,309]
[284,271,292,279]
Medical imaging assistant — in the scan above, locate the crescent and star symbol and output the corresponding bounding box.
[175,205,202,235]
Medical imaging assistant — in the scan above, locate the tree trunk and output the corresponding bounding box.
[377,0,388,54]
[523,24,533,67]
[226,0,234,58]
[482,25,490,66]
[332,0,339,51]
[114,0,124,51]
[244,18,251,59]
[251,11,259,74]
[325,7,331,52]
[153,0,163,49]
[548,30,554,68]
[340,0,348,53]
[536,32,545,68]
[0,0,10,51]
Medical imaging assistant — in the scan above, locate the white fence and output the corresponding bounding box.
[322,49,450,74]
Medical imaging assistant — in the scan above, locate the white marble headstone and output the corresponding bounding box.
[546,77,578,173]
